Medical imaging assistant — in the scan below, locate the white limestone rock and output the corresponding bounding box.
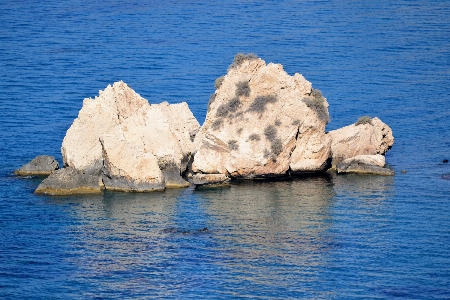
[192,55,331,180]
[61,81,200,189]
[328,117,394,167]
[100,136,165,192]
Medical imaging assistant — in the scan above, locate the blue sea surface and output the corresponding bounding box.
[1,0,449,299]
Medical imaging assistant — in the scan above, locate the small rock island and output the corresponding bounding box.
[16,54,394,195]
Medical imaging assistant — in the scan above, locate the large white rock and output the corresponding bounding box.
[328,117,394,167]
[61,81,149,173]
[61,81,200,189]
[192,55,331,179]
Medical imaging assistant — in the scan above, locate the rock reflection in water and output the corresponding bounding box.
[329,171,395,203]
[42,173,397,298]
[195,176,336,289]
[51,189,185,297]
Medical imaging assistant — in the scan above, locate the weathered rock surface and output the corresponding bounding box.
[190,173,231,188]
[35,167,102,195]
[15,155,59,176]
[61,81,199,191]
[329,117,394,167]
[100,136,165,192]
[192,54,331,182]
[336,154,394,175]
[290,131,332,173]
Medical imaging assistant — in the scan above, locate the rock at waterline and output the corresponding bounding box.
[14,155,59,176]
[26,55,396,193]
[190,173,231,188]
[328,117,394,168]
[192,54,332,181]
[100,135,166,192]
[336,155,394,176]
[35,167,102,195]
[60,81,199,191]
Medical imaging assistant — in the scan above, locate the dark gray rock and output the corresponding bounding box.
[337,161,394,176]
[15,155,59,176]
[158,160,190,188]
[35,167,102,195]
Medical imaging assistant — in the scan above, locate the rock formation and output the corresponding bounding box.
[328,117,394,167]
[26,54,397,194]
[14,155,59,176]
[336,154,394,175]
[38,81,199,193]
[192,54,332,181]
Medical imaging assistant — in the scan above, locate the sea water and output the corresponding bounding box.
[0,0,449,299]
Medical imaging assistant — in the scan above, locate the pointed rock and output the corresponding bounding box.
[193,55,331,179]
[15,155,59,176]
[61,81,200,189]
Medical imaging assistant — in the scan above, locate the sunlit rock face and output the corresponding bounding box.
[192,54,332,180]
[57,81,199,192]
[328,117,394,167]
[100,135,166,192]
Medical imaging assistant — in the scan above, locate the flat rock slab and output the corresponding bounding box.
[191,173,231,188]
[15,155,59,176]
[35,167,102,195]
[337,160,394,176]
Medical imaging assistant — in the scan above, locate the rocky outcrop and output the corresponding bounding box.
[59,81,199,192]
[15,155,59,176]
[28,55,396,194]
[328,117,394,167]
[35,167,102,195]
[336,154,394,175]
[192,54,331,182]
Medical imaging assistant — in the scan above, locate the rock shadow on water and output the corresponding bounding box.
[41,188,186,279]
[194,176,337,267]
[327,170,395,202]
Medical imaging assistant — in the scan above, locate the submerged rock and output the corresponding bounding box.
[14,155,59,176]
[336,155,394,175]
[329,117,394,167]
[192,54,331,181]
[35,167,102,195]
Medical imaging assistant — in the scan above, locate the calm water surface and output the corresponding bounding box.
[0,0,449,299]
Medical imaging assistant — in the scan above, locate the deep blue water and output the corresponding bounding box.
[1,0,449,299]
